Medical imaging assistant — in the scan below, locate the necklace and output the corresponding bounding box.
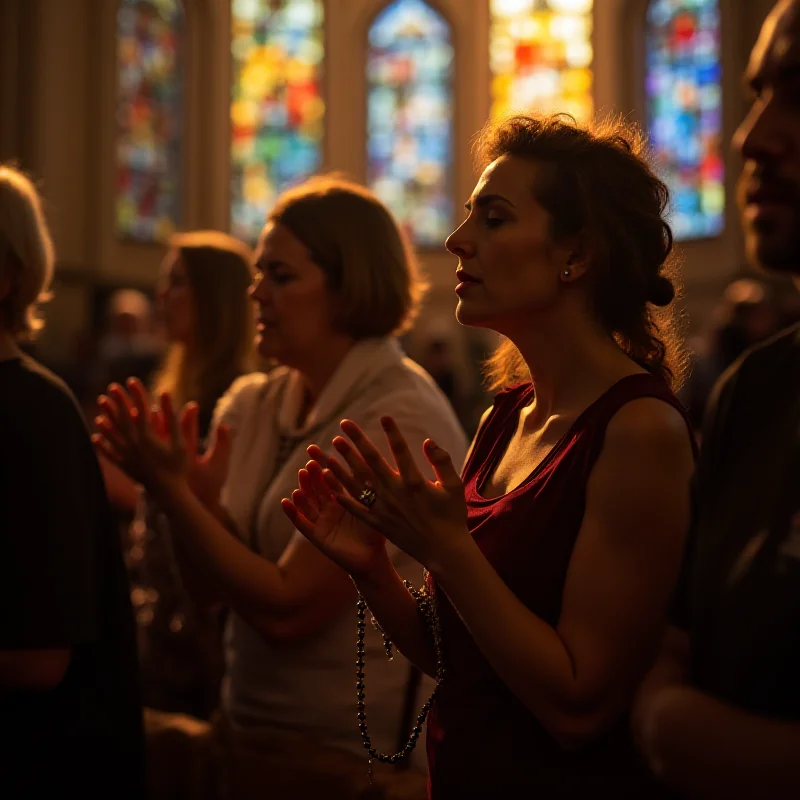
[355,570,445,781]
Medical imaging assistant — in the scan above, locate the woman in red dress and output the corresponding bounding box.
[283,114,696,798]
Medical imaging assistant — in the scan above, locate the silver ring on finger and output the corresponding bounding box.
[357,482,377,509]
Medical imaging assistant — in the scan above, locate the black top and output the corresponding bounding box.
[0,356,145,797]
[674,323,800,718]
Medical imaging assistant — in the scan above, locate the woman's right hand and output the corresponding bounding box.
[281,445,390,581]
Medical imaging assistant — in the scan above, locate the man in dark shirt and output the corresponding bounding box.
[633,2,800,797]
[0,165,144,796]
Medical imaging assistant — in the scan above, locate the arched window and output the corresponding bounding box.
[489,0,594,122]
[367,0,454,247]
[116,0,184,242]
[230,0,325,243]
[646,0,724,239]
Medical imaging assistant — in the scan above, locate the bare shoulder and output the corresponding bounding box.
[604,397,693,456]
[586,397,694,545]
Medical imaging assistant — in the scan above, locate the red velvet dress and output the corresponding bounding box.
[425,374,691,799]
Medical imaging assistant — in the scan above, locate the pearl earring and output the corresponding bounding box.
[562,269,571,279]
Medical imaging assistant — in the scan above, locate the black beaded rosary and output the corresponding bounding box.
[355,571,445,782]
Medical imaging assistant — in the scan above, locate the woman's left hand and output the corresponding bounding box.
[319,416,469,569]
[92,378,189,496]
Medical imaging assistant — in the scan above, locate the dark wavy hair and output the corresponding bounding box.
[475,113,687,391]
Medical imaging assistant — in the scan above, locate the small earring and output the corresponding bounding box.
[562,269,571,279]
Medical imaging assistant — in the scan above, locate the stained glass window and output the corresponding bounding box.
[367,0,454,247]
[646,0,724,239]
[116,0,183,242]
[490,0,594,123]
[231,0,325,243]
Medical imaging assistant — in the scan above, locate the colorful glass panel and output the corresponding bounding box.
[646,0,724,239]
[116,0,183,242]
[367,0,454,247]
[231,0,325,243]
[490,0,594,123]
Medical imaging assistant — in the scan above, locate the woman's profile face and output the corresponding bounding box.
[249,222,341,366]
[156,250,195,346]
[445,155,573,336]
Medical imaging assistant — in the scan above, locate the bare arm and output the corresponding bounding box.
[430,398,694,748]
[0,649,70,690]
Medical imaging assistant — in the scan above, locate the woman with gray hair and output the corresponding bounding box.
[0,164,145,796]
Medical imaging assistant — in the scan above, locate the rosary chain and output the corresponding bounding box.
[355,570,445,773]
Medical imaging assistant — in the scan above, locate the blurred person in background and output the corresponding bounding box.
[94,176,467,800]
[96,287,163,391]
[102,231,256,721]
[0,165,144,796]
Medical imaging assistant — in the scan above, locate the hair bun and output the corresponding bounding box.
[648,275,675,307]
